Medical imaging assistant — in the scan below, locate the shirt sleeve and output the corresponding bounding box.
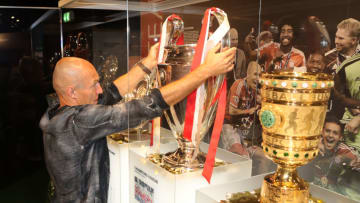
[72,88,169,146]
[98,82,123,105]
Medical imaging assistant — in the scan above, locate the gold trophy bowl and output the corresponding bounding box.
[258,72,333,202]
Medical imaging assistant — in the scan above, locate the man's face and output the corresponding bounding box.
[322,122,342,151]
[247,64,260,90]
[229,28,239,48]
[280,24,294,47]
[335,28,357,55]
[74,67,103,105]
[307,53,326,73]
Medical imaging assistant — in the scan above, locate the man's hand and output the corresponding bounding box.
[159,44,235,106]
[345,116,360,134]
[248,105,259,115]
[244,28,256,45]
[229,143,249,156]
[256,94,262,103]
[142,43,159,70]
[202,44,236,77]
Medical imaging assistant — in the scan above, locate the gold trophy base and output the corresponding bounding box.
[260,167,309,203]
[221,190,324,203]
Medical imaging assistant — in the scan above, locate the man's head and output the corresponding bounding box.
[335,18,360,55]
[307,52,326,73]
[279,24,294,47]
[53,57,103,106]
[229,28,239,48]
[246,61,261,90]
[322,115,343,151]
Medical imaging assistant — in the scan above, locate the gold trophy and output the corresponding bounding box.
[258,72,333,202]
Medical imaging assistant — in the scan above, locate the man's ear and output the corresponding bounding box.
[352,37,359,46]
[66,86,77,100]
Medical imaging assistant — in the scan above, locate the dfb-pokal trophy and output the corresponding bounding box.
[259,72,333,202]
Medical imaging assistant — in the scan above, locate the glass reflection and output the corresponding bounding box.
[56,0,360,201]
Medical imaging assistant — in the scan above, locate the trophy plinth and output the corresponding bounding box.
[259,72,333,202]
[162,138,206,169]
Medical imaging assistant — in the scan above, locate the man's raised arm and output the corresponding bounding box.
[113,43,159,96]
[160,44,236,106]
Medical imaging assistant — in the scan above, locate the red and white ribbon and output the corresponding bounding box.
[181,7,230,183]
[183,8,229,142]
[150,14,184,147]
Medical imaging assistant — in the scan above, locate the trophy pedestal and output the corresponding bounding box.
[107,137,130,203]
[107,128,172,203]
[129,140,252,203]
[196,173,358,203]
[260,167,309,203]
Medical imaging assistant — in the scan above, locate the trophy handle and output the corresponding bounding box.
[166,17,184,47]
[210,10,231,49]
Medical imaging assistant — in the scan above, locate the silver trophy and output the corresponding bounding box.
[156,12,230,173]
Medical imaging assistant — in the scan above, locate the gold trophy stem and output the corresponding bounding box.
[260,165,309,203]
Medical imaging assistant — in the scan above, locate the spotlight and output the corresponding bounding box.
[11,16,15,19]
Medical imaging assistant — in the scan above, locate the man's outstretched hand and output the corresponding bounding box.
[202,44,237,77]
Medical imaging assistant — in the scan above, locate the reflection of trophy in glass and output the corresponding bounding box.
[155,11,230,173]
[258,72,333,202]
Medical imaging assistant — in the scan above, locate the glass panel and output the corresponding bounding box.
[53,0,360,202]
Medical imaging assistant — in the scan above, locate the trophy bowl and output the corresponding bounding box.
[157,44,224,173]
[258,72,333,202]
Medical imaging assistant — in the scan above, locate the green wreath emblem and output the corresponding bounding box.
[261,110,276,128]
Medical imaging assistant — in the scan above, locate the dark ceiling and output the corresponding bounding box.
[0,0,58,32]
[0,0,58,7]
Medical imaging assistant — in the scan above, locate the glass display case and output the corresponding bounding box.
[57,0,360,202]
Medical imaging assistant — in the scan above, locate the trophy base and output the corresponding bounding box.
[147,151,227,174]
[221,189,323,203]
[260,167,310,203]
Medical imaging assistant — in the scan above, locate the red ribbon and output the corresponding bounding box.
[183,8,213,141]
[202,79,227,183]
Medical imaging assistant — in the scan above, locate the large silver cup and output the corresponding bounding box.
[157,44,225,172]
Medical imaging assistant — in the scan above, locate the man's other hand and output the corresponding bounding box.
[142,43,159,69]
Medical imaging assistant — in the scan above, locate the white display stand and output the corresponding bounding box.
[107,136,130,203]
[129,140,252,203]
[196,173,358,203]
[107,128,174,203]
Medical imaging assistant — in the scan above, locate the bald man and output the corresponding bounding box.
[40,43,236,203]
[221,61,261,155]
[221,61,276,175]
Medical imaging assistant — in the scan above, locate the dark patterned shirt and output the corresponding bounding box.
[40,83,168,203]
